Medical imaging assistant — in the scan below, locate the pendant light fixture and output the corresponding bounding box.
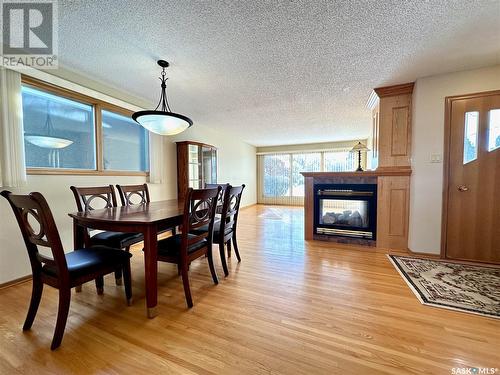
[25,102,74,149]
[132,60,193,136]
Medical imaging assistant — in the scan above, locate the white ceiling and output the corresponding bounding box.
[57,0,500,146]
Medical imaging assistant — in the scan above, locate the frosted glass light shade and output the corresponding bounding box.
[132,110,193,136]
[25,135,74,149]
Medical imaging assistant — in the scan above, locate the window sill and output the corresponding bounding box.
[27,169,149,177]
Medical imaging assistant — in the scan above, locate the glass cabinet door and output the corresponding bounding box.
[202,146,217,185]
[211,149,217,183]
[188,144,201,188]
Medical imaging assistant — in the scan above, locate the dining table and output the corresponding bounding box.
[68,199,184,318]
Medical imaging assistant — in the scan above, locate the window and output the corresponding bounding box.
[463,111,479,164]
[263,154,290,198]
[291,153,321,196]
[488,109,500,152]
[21,78,149,174]
[102,110,149,171]
[22,86,96,169]
[324,151,356,172]
[258,149,361,205]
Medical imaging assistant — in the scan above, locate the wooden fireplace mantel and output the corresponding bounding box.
[302,169,411,250]
[301,168,411,178]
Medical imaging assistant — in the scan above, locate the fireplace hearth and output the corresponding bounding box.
[314,184,377,240]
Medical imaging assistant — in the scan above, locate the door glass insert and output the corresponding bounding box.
[488,109,500,152]
[463,111,479,164]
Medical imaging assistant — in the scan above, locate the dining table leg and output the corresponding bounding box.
[143,225,159,318]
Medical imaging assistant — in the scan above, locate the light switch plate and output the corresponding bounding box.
[430,154,442,163]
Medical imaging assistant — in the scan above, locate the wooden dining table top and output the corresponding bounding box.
[68,199,185,225]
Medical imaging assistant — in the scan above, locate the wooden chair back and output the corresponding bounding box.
[219,184,245,240]
[116,184,150,206]
[205,183,229,211]
[1,190,68,280]
[70,185,117,212]
[182,187,221,253]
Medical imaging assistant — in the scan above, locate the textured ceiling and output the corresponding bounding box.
[56,0,500,146]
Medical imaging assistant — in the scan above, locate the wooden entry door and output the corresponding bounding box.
[444,91,500,263]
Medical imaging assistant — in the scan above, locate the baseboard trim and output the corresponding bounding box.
[240,203,257,210]
[407,248,441,258]
[0,274,32,290]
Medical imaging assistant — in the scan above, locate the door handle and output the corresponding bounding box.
[457,185,469,192]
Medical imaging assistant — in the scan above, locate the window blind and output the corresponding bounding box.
[257,148,359,205]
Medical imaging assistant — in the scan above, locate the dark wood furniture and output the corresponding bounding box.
[1,190,132,350]
[156,187,221,308]
[69,199,185,318]
[194,185,245,276]
[70,185,143,287]
[116,183,176,236]
[177,141,217,202]
[116,183,150,206]
[205,183,229,214]
[218,184,245,266]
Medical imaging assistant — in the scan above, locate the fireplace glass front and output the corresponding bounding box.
[318,199,369,228]
[314,184,377,240]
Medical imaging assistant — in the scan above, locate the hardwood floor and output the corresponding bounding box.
[0,205,498,374]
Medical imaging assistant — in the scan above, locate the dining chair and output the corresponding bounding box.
[116,183,150,206]
[1,190,132,350]
[156,186,221,308]
[194,185,245,276]
[70,185,143,286]
[116,183,176,236]
[205,183,229,213]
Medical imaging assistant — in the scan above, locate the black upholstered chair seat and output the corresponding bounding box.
[191,219,232,237]
[42,246,132,279]
[91,231,143,249]
[157,234,207,257]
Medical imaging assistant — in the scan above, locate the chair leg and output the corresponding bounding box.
[207,247,219,285]
[23,277,43,331]
[51,287,71,350]
[95,276,104,295]
[232,233,241,262]
[114,267,123,286]
[226,239,232,258]
[219,242,229,277]
[122,261,133,306]
[115,246,130,286]
[180,265,193,308]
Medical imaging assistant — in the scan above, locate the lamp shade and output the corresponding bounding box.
[350,141,370,152]
[132,110,193,136]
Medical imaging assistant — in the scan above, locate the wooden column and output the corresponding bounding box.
[373,82,414,171]
[376,175,410,250]
[372,83,414,250]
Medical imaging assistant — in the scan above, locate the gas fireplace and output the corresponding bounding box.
[314,184,377,240]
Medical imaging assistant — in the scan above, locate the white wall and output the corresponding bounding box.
[0,70,256,284]
[171,124,257,208]
[409,65,500,254]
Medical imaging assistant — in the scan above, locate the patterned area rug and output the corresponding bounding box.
[388,255,500,319]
